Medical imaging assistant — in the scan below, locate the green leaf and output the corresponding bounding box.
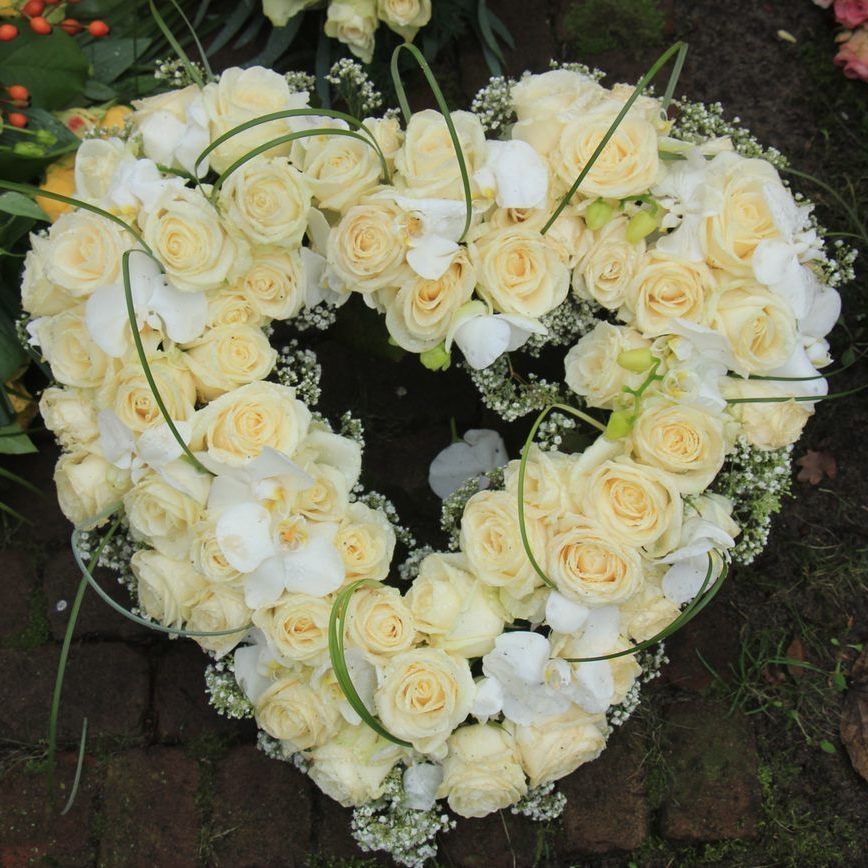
[0,29,89,110]
[0,193,49,222]
[819,740,837,754]
[0,323,25,383]
[0,423,37,455]
[85,36,152,84]
[83,80,118,102]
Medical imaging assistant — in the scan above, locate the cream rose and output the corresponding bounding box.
[491,201,593,269]
[300,133,382,213]
[377,0,431,39]
[203,66,309,173]
[327,198,411,294]
[564,322,651,410]
[365,116,404,168]
[459,489,547,599]
[405,552,505,658]
[187,585,250,656]
[182,324,277,401]
[395,109,486,200]
[546,516,644,607]
[219,156,310,248]
[32,308,111,389]
[123,463,210,558]
[335,502,396,583]
[190,522,243,584]
[142,187,247,293]
[703,154,786,275]
[385,251,476,351]
[205,287,265,330]
[713,282,797,374]
[375,648,475,754]
[552,106,660,199]
[253,594,333,664]
[470,225,569,318]
[631,400,727,494]
[191,381,312,466]
[581,456,683,555]
[307,723,406,806]
[54,449,130,526]
[438,724,527,818]
[130,549,207,629]
[503,446,574,524]
[39,387,99,450]
[255,671,341,748]
[295,462,351,523]
[573,215,646,310]
[619,576,681,642]
[509,708,607,787]
[97,351,196,434]
[237,247,305,320]
[42,210,126,297]
[325,0,378,64]
[625,252,717,336]
[722,379,812,449]
[20,242,75,316]
[345,585,416,658]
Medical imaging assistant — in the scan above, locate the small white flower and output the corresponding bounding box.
[428,428,507,499]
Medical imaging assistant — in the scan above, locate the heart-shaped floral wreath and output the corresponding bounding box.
[8,40,855,868]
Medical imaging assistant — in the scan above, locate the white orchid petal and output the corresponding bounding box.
[766,344,828,402]
[428,429,507,500]
[453,315,512,370]
[403,764,443,812]
[545,592,590,633]
[407,236,459,281]
[800,287,841,339]
[662,555,714,605]
[86,285,135,358]
[572,606,621,658]
[571,660,614,713]
[136,420,191,468]
[149,279,208,344]
[234,642,275,704]
[97,410,135,467]
[244,556,288,609]
[471,676,504,722]
[282,525,345,597]
[248,446,314,488]
[477,140,549,209]
[216,502,275,573]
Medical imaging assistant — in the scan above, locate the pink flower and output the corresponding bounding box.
[834,0,868,28]
[835,26,868,80]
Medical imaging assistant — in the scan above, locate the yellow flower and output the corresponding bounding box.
[37,155,76,223]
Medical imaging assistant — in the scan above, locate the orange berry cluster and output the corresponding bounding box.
[2,82,31,128]
[0,0,109,41]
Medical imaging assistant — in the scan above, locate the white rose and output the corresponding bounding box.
[335,501,396,583]
[564,322,651,410]
[470,225,569,318]
[130,548,207,629]
[438,724,527,818]
[237,247,305,320]
[573,215,645,310]
[219,156,310,248]
[405,552,505,658]
[203,66,309,173]
[460,489,547,599]
[327,198,412,294]
[252,594,333,664]
[546,515,644,607]
[190,380,312,466]
[630,400,727,494]
[123,463,210,558]
[713,282,797,374]
[625,251,717,337]
[262,0,319,27]
[39,387,99,450]
[182,324,277,401]
[20,242,75,316]
[377,0,431,39]
[307,722,406,807]
[722,379,812,449]
[142,187,248,293]
[551,105,661,199]
[395,109,486,200]
[375,648,475,754]
[190,522,243,584]
[509,707,607,787]
[187,584,251,656]
[96,351,197,434]
[345,585,416,658]
[54,449,130,526]
[42,210,126,297]
[385,250,476,351]
[300,133,382,213]
[325,0,378,64]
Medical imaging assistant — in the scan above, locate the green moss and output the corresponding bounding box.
[2,585,50,650]
[563,0,665,56]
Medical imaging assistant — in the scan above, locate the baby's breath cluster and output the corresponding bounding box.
[510,781,567,823]
[284,71,317,94]
[205,660,254,719]
[547,59,607,81]
[351,768,456,868]
[535,411,578,452]
[607,645,668,728]
[291,301,338,333]
[470,75,515,134]
[398,545,435,583]
[338,410,366,450]
[712,438,793,564]
[154,58,207,88]
[353,489,417,549]
[326,58,383,118]
[273,340,322,406]
[464,357,567,422]
[523,296,603,357]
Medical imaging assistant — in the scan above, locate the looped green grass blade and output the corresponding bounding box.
[193,107,390,184]
[208,127,391,202]
[328,580,412,748]
[541,41,688,236]
[148,0,206,87]
[726,383,868,404]
[389,42,474,242]
[517,403,607,589]
[60,718,88,816]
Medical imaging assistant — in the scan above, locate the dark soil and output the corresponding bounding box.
[1,0,867,865]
